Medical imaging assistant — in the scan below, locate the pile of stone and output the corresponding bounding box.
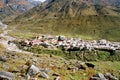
[90,73,119,80]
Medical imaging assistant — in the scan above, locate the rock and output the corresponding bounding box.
[104,73,119,80]
[0,71,14,80]
[50,54,53,57]
[27,65,40,76]
[40,72,50,79]
[31,78,38,80]
[43,68,50,74]
[85,63,95,68]
[90,77,101,80]
[25,65,40,80]
[97,73,107,80]
[54,76,60,80]
[25,74,30,80]
[118,70,120,74]
[0,56,7,62]
[90,73,107,80]
[52,72,60,76]
[67,66,78,73]
[76,62,88,70]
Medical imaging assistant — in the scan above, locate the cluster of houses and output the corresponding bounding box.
[15,35,120,54]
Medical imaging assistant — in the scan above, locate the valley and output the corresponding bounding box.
[0,0,120,80]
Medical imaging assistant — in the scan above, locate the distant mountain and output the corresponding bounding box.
[0,0,41,21]
[11,0,120,41]
[17,0,119,19]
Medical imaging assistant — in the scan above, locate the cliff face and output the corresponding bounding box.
[0,0,41,20]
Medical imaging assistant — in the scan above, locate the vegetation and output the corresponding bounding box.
[0,42,120,79]
[9,16,120,41]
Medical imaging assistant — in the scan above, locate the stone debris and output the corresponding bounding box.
[90,73,119,80]
[0,71,14,80]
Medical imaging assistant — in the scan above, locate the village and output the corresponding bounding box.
[12,35,120,55]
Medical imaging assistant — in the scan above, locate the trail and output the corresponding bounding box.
[0,21,33,54]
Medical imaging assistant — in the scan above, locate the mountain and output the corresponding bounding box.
[0,0,41,21]
[16,0,120,19]
[10,0,120,41]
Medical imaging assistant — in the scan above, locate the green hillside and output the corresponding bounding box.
[9,0,120,41]
[9,16,120,41]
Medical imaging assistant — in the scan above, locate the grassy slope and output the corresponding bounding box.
[0,43,120,80]
[9,16,120,41]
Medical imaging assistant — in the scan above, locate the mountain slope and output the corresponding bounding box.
[16,0,120,19]
[10,0,120,41]
[0,0,41,21]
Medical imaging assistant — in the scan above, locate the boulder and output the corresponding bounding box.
[27,65,40,76]
[0,56,7,62]
[0,71,14,80]
[25,65,40,80]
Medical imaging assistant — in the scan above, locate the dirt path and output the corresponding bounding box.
[0,21,33,54]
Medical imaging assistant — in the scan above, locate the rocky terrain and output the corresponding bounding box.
[0,0,41,21]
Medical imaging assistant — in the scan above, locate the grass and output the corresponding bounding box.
[0,43,120,79]
[9,16,120,41]
[91,61,120,78]
[4,12,120,80]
